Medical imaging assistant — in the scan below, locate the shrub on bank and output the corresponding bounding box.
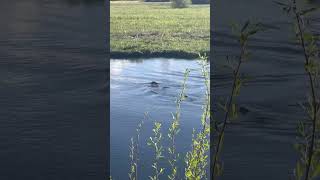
[171,0,190,8]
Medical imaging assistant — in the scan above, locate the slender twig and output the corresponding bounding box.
[185,55,210,180]
[275,0,320,178]
[129,119,144,180]
[211,40,245,180]
[291,0,318,179]
[211,21,263,179]
[168,68,190,180]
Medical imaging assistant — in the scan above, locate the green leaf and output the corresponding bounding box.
[299,7,319,16]
[311,163,320,178]
[230,103,238,120]
[241,20,250,33]
[303,32,314,42]
[295,161,304,180]
[273,0,288,7]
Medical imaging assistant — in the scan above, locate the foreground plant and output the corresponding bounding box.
[211,21,264,179]
[168,69,190,180]
[275,0,320,179]
[129,119,144,180]
[148,122,165,180]
[126,54,210,180]
[185,55,210,180]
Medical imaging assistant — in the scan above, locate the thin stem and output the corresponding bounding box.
[198,58,210,177]
[168,69,189,180]
[292,1,318,179]
[212,42,246,180]
[136,130,139,180]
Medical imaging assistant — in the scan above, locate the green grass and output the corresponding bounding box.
[110,1,209,58]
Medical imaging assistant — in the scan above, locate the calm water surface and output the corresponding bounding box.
[111,58,208,179]
[0,1,107,179]
[213,0,320,179]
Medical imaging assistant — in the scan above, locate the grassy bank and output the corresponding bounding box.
[110,1,209,58]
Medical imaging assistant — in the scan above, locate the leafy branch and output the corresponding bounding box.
[185,54,210,180]
[129,118,144,180]
[275,0,320,179]
[148,122,165,180]
[168,68,190,180]
[211,21,264,179]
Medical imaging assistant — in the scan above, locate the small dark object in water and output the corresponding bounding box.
[239,106,250,115]
[150,90,158,94]
[150,81,159,87]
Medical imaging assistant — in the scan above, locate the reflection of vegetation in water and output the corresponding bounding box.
[125,55,210,180]
[110,2,209,58]
[276,0,320,179]
[211,21,265,180]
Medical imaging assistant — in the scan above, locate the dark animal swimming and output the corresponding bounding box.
[239,106,250,115]
[146,81,169,89]
[150,81,159,87]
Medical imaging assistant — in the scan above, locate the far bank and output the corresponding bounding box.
[110,1,210,59]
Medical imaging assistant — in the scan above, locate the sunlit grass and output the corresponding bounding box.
[110,1,209,57]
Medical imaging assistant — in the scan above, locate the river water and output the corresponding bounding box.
[0,1,107,179]
[213,0,319,179]
[110,58,208,179]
